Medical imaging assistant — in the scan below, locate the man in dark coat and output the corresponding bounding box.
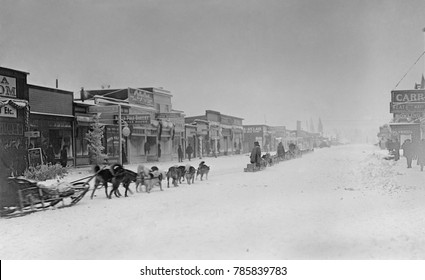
[277,142,285,159]
[401,139,414,168]
[157,143,161,159]
[186,143,193,161]
[250,141,262,168]
[144,141,150,155]
[417,139,425,171]
[60,145,68,167]
[46,144,55,164]
[177,145,183,162]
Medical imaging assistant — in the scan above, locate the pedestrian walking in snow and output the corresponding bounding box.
[178,144,183,162]
[401,139,414,168]
[186,143,193,161]
[144,141,150,155]
[60,145,68,167]
[417,139,425,171]
[157,143,161,159]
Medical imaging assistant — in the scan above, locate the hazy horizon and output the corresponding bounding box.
[2,0,425,142]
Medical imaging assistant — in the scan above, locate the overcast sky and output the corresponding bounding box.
[1,0,425,140]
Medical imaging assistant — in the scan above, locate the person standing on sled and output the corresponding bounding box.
[250,141,262,168]
[277,142,285,159]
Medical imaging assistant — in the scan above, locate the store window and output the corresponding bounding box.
[28,118,73,159]
[76,126,89,156]
[105,126,119,157]
[49,129,73,158]
[172,133,182,153]
[129,135,145,156]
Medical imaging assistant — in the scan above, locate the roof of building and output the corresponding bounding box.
[0,66,30,75]
[28,84,73,95]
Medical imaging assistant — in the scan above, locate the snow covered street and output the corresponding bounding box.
[1,144,425,259]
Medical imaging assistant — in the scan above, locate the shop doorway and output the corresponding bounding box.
[145,136,157,161]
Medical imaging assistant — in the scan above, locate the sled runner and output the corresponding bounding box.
[244,163,265,172]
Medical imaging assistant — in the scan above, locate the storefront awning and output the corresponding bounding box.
[94,96,157,113]
[31,111,74,118]
[76,115,93,122]
[389,122,420,126]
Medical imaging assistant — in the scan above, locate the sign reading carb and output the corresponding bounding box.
[391,90,425,103]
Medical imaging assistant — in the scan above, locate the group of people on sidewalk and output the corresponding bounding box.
[177,144,193,162]
[387,138,425,171]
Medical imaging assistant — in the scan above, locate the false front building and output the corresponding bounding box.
[185,110,244,157]
[74,87,184,165]
[389,89,425,144]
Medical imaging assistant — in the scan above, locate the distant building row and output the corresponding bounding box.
[1,66,320,171]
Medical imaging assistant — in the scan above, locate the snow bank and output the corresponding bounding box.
[1,144,425,259]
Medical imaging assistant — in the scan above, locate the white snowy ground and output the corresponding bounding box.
[1,144,425,260]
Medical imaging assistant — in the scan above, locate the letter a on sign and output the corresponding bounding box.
[0,77,9,85]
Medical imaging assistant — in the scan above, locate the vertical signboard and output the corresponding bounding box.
[0,104,17,118]
[0,75,17,98]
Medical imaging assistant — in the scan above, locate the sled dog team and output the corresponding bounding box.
[91,161,210,199]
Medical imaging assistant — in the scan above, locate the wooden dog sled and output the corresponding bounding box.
[0,176,91,218]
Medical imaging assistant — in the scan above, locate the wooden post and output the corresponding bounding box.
[38,188,45,210]
[118,105,122,165]
[18,190,24,213]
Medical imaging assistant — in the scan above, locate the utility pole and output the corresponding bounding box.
[423,27,425,78]
[118,105,122,165]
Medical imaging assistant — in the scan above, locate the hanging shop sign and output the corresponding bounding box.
[0,75,17,98]
[389,123,420,136]
[76,115,93,123]
[173,118,185,132]
[0,104,17,118]
[24,131,40,138]
[128,88,154,107]
[195,122,208,135]
[114,114,150,125]
[393,112,423,119]
[155,112,181,119]
[122,126,131,137]
[391,90,425,103]
[156,113,185,132]
[243,126,263,134]
[186,126,197,137]
[222,128,231,136]
[88,105,119,113]
[390,102,425,113]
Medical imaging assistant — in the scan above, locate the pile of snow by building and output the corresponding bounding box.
[1,144,425,259]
